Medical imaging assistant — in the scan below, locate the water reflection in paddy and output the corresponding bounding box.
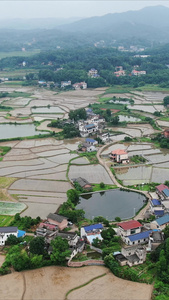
[0,124,48,139]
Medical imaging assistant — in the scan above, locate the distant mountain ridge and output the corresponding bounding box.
[59,5,169,32]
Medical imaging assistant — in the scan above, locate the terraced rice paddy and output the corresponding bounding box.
[112,142,169,185]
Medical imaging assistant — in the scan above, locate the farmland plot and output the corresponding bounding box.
[69,164,114,184]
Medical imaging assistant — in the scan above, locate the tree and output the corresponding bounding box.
[6,234,22,245]
[115,217,121,222]
[50,237,71,265]
[29,237,45,255]
[163,96,169,106]
[100,182,105,188]
[111,115,119,125]
[67,189,79,205]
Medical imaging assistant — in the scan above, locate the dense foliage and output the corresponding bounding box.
[10,213,41,230]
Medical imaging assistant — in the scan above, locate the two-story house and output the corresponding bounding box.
[0,227,18,246]
[117,220,142,241]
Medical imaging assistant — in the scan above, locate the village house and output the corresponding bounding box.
[150,199,164,215]
[151,214,169,230]
[124,230,152,246]
[117,220,142,241]
[72,177,92,191]
[72,82,87,90]
[156,184,169,200]
[0,227,18,246]
[61,81,71,88]
[110,149,129,164]
[114,70,126,77]
[47,213,68,230]
[164,129,169,138]
[114,245,147,267]
[79,123,98,138]
[97,132,110,143]
[148,231,164,251]
[79,142,97,152]
[131,70,146,76]
[81,224,103,244]
[85,138,98,146]
[88,68,100,78]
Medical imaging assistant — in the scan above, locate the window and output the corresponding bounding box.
[131,229,136,234]
[138,240,140,243]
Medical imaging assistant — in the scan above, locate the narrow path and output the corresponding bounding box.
[21,272,26,300]
[65,272,107,300]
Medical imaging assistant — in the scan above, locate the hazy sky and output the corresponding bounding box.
[1,1,169,19]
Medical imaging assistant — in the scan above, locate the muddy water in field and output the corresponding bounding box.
[0,124,48,139]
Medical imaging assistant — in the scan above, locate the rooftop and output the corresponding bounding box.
[151,199,161,206]
[83,224,103,232]
[154,210,164,217]
[0,226,18,233]
[85,124,95,129]
[111,149,127,155]
[118,220,142,230]
[156,184,169,193]
[72,177,91,188]
[128,230,152,242]
[86,138,97,143]
[156,214,169,226]
[163,189,169,197]
[47,213,67,223]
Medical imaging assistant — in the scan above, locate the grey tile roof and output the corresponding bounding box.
[47,213,67,223]
[0,226,18,233]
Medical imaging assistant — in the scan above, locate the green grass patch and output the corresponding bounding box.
[0,177,16,189]
[135,84,169,92]
[79,152,98,164]
[0,146,11,157]
[104,86,131,94]
[92,184,117,192]
[9,91,32,98]
[159,116,169,121]
[91,102,124,110]
[0,215,14,226]
[0,202,26,215]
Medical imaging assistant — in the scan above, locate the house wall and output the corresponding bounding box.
[47,218,68,230]
[0,231,18,246]
[118,227,141,239]
[125,236,149,246]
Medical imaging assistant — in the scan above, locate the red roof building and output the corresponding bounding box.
[156,184,169,193]
[110,149,129,164]
[118,220,142,240]
[118,220,142,231]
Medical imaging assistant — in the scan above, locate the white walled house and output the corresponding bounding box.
[110,149,129,163]
[125,230,152,246]
[117,220,142,241]
[0,227,18,246]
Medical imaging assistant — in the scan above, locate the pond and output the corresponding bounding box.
[118,115,141,122]
[0,124,48,140]
[31,106,64,114]
[76,189,146,221]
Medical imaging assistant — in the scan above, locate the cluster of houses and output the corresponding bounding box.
[36,213,85,261]
[78,108,107,138]
[114,66,146,77]
[38,80,87,89]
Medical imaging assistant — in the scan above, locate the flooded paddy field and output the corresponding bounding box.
[69,164,114,184]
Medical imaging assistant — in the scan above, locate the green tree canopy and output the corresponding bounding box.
[29,237,45,255]
[50,237,71,265]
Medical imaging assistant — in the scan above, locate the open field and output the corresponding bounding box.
[0,215,13,226]
[0,266,153,300]
[69,164,114,184]
[0,202,26,215]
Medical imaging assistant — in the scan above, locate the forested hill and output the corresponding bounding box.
[59,5,169,43]
[1,6,169,51]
